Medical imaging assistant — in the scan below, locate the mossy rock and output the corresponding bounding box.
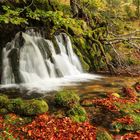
[0,108,8,114]
[55,90,80,108]
[23,99,49,116]
[70,114,86,123]
[6,98,25,113]
[74,47,90,71]
[0,95,49,116]
[67,105,86,116]
[66,105,87,122]
[0,95,9,108]
[96,128,113,140]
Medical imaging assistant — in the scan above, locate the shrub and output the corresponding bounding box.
[55,90,80,108]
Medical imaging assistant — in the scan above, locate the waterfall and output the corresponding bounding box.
[1,31,100,91]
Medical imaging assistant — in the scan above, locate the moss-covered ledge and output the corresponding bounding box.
[0,95,49,116]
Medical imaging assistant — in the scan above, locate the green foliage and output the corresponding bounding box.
[0,95,8,108]
[112,114,140,131]
[55,90,80,108]
[67,105,86,116]
[24,99,49,115]
[0,95,49,115]
[0,6,27,25]
[112,101,140,131]
[96,129,113,140]
[0,108,8,114]
[6,98,24,113]
[0,0,139,72]
[66,105,87,122]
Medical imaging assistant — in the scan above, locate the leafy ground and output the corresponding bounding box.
[0,77,140,140]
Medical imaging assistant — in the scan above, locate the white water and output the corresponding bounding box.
[1,31,100,92]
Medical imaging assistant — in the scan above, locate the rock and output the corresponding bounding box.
[0,95,8,108]
[8,48,22,83]
[6,98,25,113]
[0,108,8,114]
[111,93,120,98]
[0,95,49,116]
[24,99,49,116]
[14,32,25,48]
[66,105,87,122]
[55,90,80,108]
[5,42,12,51]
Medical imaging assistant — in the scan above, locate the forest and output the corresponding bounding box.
[0,0,140,139]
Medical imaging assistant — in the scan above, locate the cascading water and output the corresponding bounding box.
[1,31,100,92]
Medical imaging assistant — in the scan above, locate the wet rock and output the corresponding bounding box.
[0,87,45,99]
[66,105,87,122]
[8,48,21,83]
[14,32,25,48]
[55,90,80,108]
[5,42,12,51]
[0,95,49,116]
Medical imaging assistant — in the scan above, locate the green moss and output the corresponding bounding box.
[55,90,80,108]
[123,114,140,131]
[0,95,8,108]
[67,105,86,116]
[72,37,91,71]
[68,26,83,36]
[66,105,87,122]
[112,101,140,131]
[112,114,140,131]
[70,114,86,122]
[116,101,140,115]
[75,47,90,71]
[0,95,49,116]
[96,129,113,140]
[24,99,49,116]
[6,98,24,113]
[80,57,90,72]
[0,108,8,114]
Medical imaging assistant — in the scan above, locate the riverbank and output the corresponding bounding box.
[0,76,140,139]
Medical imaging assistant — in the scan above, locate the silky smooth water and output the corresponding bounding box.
[1,31,100,92]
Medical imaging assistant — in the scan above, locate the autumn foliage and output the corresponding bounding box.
[90,87,137,113]
[114,116,134,125]
[0,113,96,140]
[0,86,140,139]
